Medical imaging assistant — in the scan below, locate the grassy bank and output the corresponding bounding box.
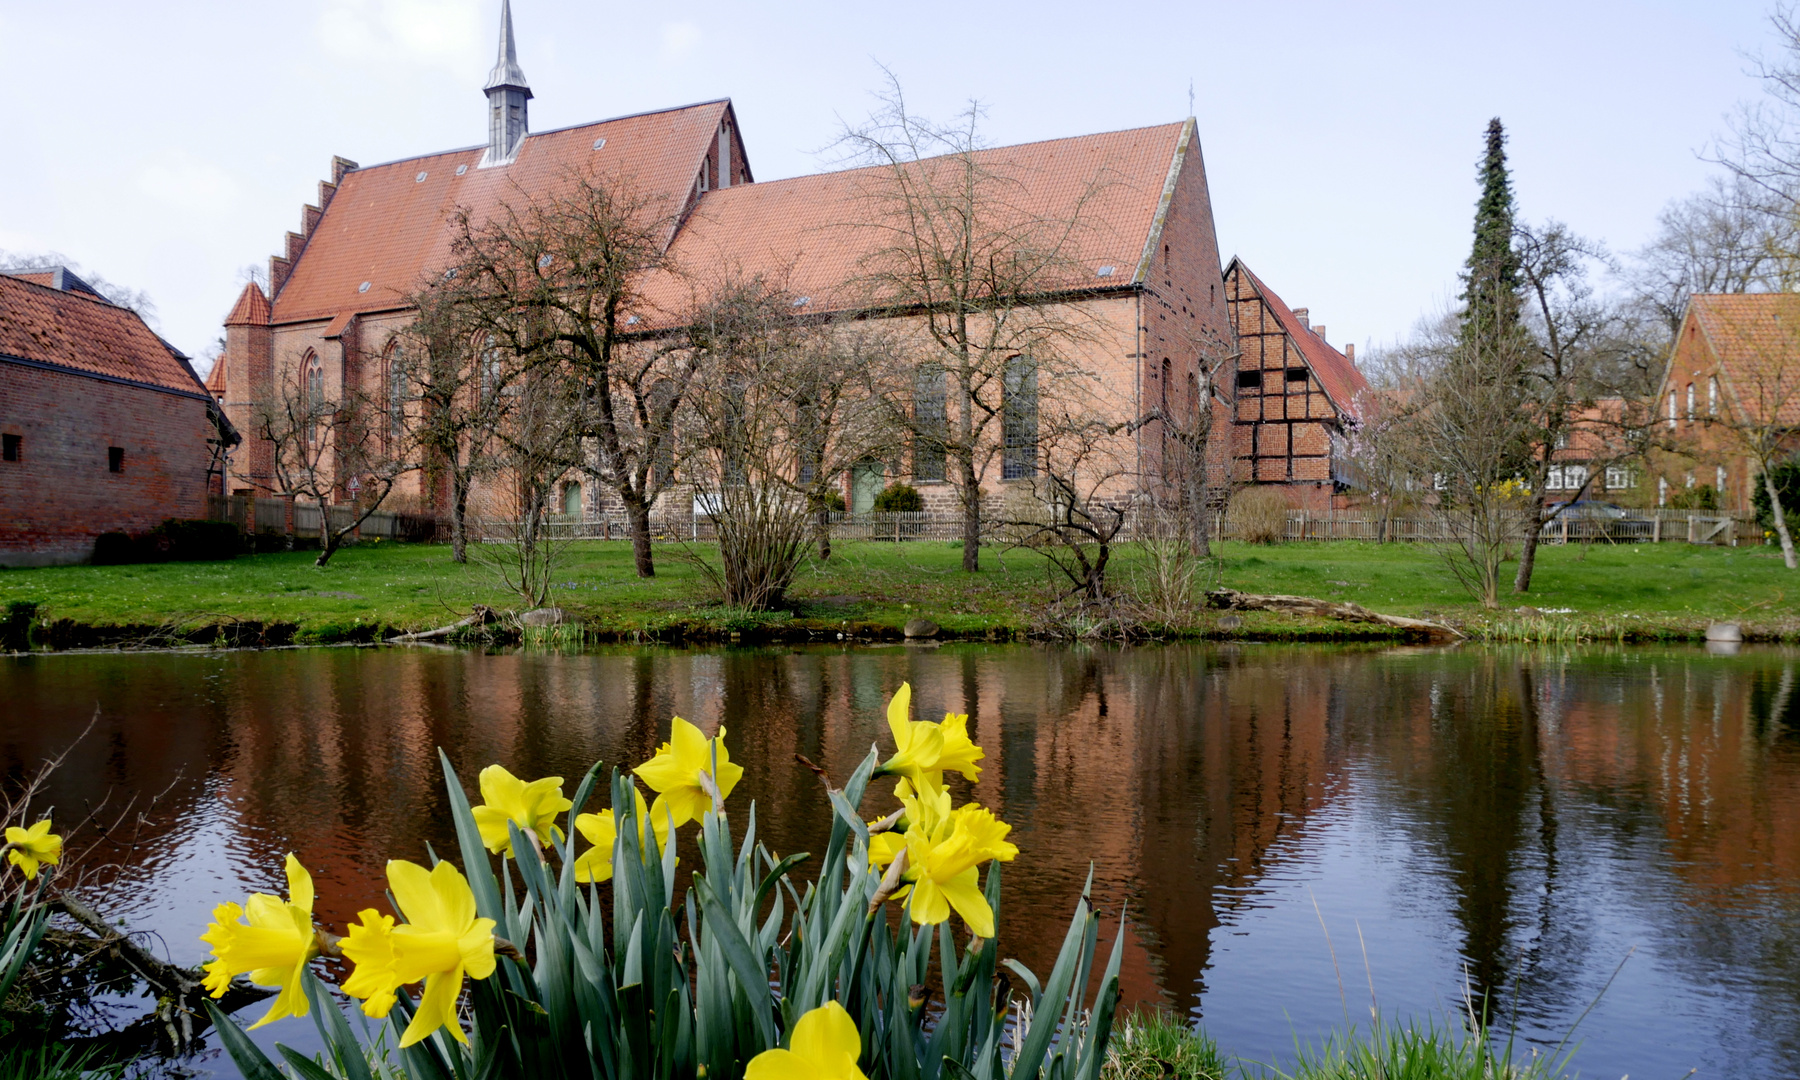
[0,536,1793,648]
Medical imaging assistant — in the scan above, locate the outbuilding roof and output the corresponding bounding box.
[0,272,211,399]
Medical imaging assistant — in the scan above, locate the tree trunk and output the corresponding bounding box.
[626,496,655,578]
[450,477,470,564]
[1765,467,1799,570]
[1513,518,1542,593]
[815,503,832,561]
[1187,478,1211,559]
[315,521,341,567]
[961,488,981,572]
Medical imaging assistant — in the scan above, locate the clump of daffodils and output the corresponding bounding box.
[198,686,1018,1055]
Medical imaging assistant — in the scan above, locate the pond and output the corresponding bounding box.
[2,642,1797,1076]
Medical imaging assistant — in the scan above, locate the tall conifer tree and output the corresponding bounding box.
[1460,118,1524,354]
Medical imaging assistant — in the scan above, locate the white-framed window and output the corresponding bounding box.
[1547,464,1588,491]
[1667,392,1678,429]
[1605,465,1636,489]
[1658,476,1669,506]
[1686,383,1696,420]
[1717,465,1728,492]
[1708,376,1719,416]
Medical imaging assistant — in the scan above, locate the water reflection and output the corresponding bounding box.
[1,643,1797,1076]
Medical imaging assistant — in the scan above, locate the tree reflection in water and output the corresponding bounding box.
[0,644,1796,1077]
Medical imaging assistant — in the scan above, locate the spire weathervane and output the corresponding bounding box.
[480,0,533,167]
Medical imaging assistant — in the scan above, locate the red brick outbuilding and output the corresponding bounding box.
[0,268,236,566]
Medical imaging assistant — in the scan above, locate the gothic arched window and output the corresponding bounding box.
[303,351,324,445]
[386,343,406,450]
[1002,355,1037,480]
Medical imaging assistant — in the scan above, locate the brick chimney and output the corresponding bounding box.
[1345,343,1356,364]
[1292,307,1310,329]
[1313,325,1326,342]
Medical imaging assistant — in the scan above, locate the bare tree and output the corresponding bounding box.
[839,78,1106,572]
[392,276,510,563]
[471,363,583,606]
[1624,175,1788,339]
[446,170,692,578]
[1510,222,1652,593]
[680,277,896,609]
[249,360,410,567]
[990,410,1141,604]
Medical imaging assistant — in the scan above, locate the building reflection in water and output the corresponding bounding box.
[0,644,1795,1076]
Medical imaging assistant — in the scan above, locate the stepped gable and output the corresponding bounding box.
[270,100,733,326]
[1230,260,1367,418]
[1685,293,1800,426]
[0,273,209,397]
[648,122,1189,318]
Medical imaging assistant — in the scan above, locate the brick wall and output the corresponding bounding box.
[0,362,218,565]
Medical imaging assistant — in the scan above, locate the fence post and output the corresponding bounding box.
[1686,514,1697,543]
[1561,514,1569,544]
[1653,515,1661,544]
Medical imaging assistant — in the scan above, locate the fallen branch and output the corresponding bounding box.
[54,890,272,1059]
[389,604,496,642]
[1206,588,1463,641]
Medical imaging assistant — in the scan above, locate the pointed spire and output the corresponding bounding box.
[484,0,532,95]
[481,0,532,166]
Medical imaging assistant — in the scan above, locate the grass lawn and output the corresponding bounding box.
[0,536,1793,646]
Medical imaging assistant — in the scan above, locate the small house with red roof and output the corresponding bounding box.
[212,0,1236,516]
[1222,258,1368,510]
[1653,292,1800,511]
[0,267,236,565]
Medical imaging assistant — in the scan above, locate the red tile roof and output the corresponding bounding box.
[1227,259,1368,420]
[648,122,1188,316]
[225,281,271,326]
[8,272,55,289]
[1684,293,1800,427]
[0,273,210,397]
[271,100,732,325]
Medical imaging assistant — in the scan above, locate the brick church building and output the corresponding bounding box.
[211,1,1359,520]
[0,268,234,565]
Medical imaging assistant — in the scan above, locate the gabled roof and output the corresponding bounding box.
[0,273,211,398]
[647,122,1189,317]
[1225,257,1368,420]
[271,100,734,326]
[1680,293,1800,427]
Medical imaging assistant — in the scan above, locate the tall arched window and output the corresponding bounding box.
[1685,382,1695,420]
[385,343,406,450]
[303,351,324,444]
[912,364,946,483]
[1708,376,1720,416]
[1667,391,1678,429]
[1160,357,1173,476]
[480,336,502,403]
[1002,355,1037,480]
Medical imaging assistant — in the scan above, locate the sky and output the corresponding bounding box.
[0,0,1781,372]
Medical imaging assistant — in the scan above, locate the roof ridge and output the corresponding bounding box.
[0,271,123,309]
[727,118,1189,188]
[347,100,732,174]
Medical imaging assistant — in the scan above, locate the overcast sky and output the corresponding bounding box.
[0,0,1779,370]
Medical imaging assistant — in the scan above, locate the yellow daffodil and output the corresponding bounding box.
[200,854,319,1029]
[470,765,572,856]
[338,860,497,1047]
[894,803,1017,938]
[4,818,61,880]
[633,716,744,830]
[572,785,674,883]
[744,1000,869,1080]
[878,684,985,797]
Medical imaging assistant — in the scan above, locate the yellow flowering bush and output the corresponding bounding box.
[202,686,1124,1080]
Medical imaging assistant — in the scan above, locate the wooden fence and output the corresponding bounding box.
[208,495,1763,549]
